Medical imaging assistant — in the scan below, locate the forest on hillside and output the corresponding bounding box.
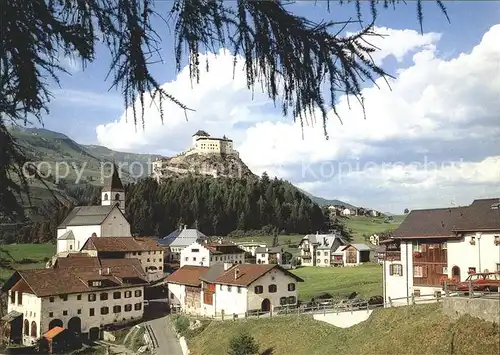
[1,174,329,243]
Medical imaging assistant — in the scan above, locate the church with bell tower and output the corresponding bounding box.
[54,163,131,256]
[101,163,126,212]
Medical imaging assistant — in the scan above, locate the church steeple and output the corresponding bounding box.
[101,163,125,212]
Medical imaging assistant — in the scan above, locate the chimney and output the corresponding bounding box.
[223,262,233,271]
[184,225,187,230]
[107,267,111,275]
[316,231,319,236]
[98,268,102,275]
[234,268,240,280]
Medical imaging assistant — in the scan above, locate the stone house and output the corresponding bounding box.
[1,259,147,346]
[167,263,304,317]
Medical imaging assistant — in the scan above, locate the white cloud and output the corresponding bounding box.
[93,25,500,213]
[350,26,442,66]
[52,89,124,111]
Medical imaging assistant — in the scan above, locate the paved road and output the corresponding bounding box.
[146,300,183,355]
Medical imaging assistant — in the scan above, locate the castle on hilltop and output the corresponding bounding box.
[187,130,238,156]
[151,130,241,182]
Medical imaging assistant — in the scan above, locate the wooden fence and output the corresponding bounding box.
[172,298,384,321]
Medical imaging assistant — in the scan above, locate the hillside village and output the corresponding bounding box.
[0,130,498,354]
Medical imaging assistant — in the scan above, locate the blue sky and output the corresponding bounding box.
[36,1,500,213]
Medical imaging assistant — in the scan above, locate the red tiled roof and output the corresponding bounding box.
[211,264,304,287]
[1,259,148,297]
[44,326,65,340]
[166,265,208,287]
[82,236,164,252]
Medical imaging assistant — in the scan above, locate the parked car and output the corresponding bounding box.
[456,272,500,292]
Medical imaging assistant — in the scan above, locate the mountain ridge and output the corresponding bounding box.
[8,126,352,208]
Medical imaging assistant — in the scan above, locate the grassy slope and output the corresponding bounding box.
[345,215,406,242]
[0,244,55,283]
[291,264,382,300]
[188,303,500,355]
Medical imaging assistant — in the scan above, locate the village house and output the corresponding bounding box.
[382,198,500,307]
[80,236,165,282]
[166,263,304,317]
[0,259,147,346]
[237,242,267,256]
[158,226,208,262]
[255,247,282,265]
[340,244,373,266]
[180,241,246,267]
[299,232,347,267]
[55,165,131,256]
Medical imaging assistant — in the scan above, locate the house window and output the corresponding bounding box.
[49,296,54,303]
[389,264,403,276]
[193,257,197,262]
[100,293,108,301]
[113,305,121,313]
[134,303,142,311]
[113,291,121,299]
[77,309,81,315]
[470,236,476,245]
[88,293,96,302]
[30,321,37,337]
[77,294,81,300]
[254,286,263,294]
[184,257,188,261]
[89,308,95,316]
[134,290,142,297]
[220,285,223,291]
[494,236,500,245]
[237,287,241,294]
[468,267,476,274]
[115,193,120,200]
[261,254,266,257]
[63,310,68,316]
[147,258,150,262]
[316,251,321,256]
[288,296,296,304]
[268,284,277,293]
[324,252,328,256]
[227,285,232,292]
[101,307,109,315]
[125,304,132,312]
[280,297,287,305]
[24,320,29,336]
[104,193,108,201]
[414,265,427,278]
[413,289,421,297]
[324,259,328,264]
[412,242,421,252]
[442,242,447,249]
[124,291,132,298]
[287,283,296,292]
[49,312,53,317]
[61,295,68,301]
[192,249,199,253]
[496,263,500,272]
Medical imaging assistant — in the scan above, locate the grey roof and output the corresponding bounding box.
[200,264,225,283]
[255,246,282,254]
[343,243,372,252]
[58,205,116,229]
[1,310,22,322]
[57,230,75,240]
[158,228,208,247]
[302,232,347,250]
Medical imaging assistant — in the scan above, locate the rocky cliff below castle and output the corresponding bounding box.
[152,152,256,180]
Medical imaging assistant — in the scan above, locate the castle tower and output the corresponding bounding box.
[192,130,210,148]
[101,163,125,212]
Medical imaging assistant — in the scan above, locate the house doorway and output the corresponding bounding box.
[261,298,271,312]
[48,319,63,330]
[88,327,100,341]
[68,317,82,335]
[452,266,461,281]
